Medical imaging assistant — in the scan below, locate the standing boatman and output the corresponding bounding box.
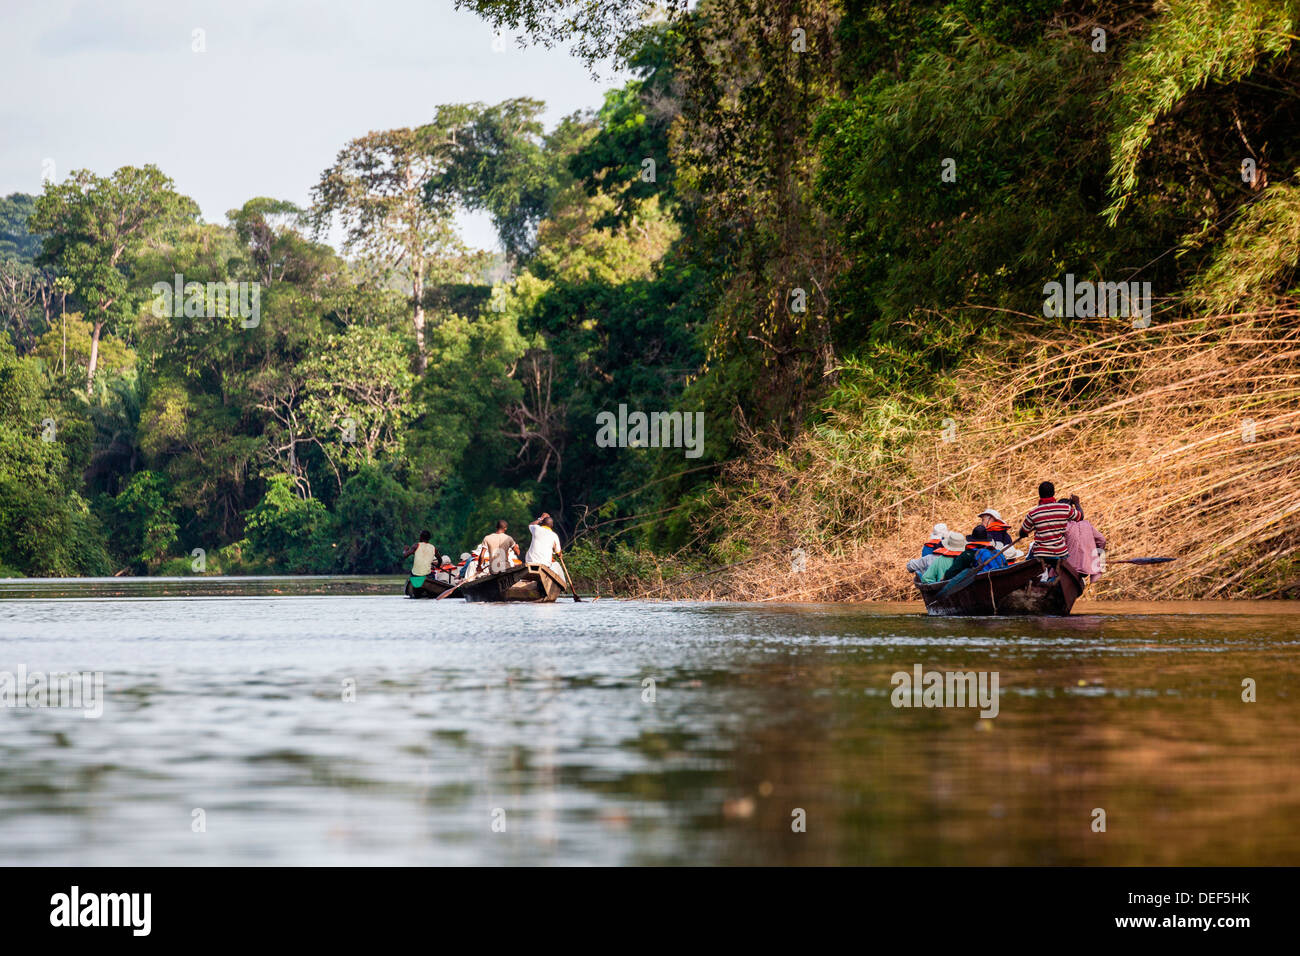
[525,512,566,582]
[1018,481,1081,580]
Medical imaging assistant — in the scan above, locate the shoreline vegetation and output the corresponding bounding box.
[3,2,1300,602]
[600,307,1300,602]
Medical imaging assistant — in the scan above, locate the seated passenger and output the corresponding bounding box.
[920,531,967,583]
[906,551,938,575]
[434,553,457,584]
[976,509,1014,548]
[908,522,950,573]
[921,523,948,557]
[942,537,1008,582]
[459,547,486,580]
[973,542,1007,572]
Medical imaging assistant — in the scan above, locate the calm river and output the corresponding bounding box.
[1,577,1297,865]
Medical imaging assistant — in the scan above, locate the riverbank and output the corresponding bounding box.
[625,311,1300,602]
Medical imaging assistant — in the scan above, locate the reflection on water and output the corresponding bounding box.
[0,578,1297,865]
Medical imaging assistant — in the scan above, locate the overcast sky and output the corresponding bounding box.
[0,0,621,251]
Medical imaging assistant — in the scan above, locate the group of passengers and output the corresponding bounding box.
[403,512,568,587]
[909,481,1107,586]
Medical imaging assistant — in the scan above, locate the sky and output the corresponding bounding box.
[0,0,623,251]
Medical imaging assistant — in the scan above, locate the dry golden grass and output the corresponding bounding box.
[637,307,1300,602]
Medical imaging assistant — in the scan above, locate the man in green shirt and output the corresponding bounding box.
[919,531,967,583]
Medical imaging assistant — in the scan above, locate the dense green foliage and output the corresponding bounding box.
[0,193,41,261]
[0,39,712,575]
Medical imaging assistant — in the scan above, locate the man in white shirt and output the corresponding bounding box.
[525,513,565,581]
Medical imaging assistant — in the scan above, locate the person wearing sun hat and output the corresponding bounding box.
[921,522,948,556]
[907,522,950,574]
[943,532,1009,581]
[919,530,967,583]
[974,508,1013,548]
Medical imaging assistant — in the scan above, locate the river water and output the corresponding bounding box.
[1,577,1296,865]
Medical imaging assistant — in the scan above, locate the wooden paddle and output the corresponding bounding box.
[556,551,582,602]
[436,580,465,600]
[437,569,475,601]
[935,535,1027,600]
[937,544,1176,600]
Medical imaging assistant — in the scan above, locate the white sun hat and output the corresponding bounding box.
[940,531,968,554]
[1003,546,1024,560]
[931,522,948,538]
[978,508,1003,522]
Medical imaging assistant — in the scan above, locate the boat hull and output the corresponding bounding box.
[405,573,459,599]
[915,558,1084,616]
[459,563,567,603]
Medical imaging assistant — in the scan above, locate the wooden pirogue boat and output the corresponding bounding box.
[916,558,1085,616]
[404,570,459,599]
[458,563,567,603]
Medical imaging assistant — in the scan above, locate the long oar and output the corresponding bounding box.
[555,552,582,602]
[440,545,494,600]
[436,574,472,600]
[938,549,1176,600]
[935,536,1026,600]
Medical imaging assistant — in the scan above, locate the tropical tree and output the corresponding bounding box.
[108,470,179,571]
[0,260,53,352]
[32,312,134,381]
[0,340,111,575]
[29,166,197,394]
[227,197,322,287]
[0,192,42,261]
[330,465,424,573]
[423,98,588,262]
[243,474,333,572]
[455,0,688,66]
[311,128,466,373]
[298,324,417,480]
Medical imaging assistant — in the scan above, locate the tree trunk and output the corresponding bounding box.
[59,290,67,375]
[412,266,426,374]
[86,320,104,395]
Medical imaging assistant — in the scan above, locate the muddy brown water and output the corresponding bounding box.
[1,577,1295,864]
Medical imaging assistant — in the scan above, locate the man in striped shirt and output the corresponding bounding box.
[1019,481,1081,577]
